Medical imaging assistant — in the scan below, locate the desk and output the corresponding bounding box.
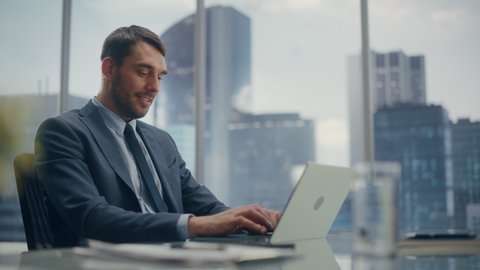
[1,231,479,270]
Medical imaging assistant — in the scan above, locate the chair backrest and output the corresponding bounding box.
[14,153,53,250]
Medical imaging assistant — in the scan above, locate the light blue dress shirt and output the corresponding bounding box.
[92,97,191,240]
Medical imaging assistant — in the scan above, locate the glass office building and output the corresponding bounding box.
[160,5,251,201]
[374,104,452,233]
[451,118,480,229]
[348,51,427,167]
[228,113,315,211]
[373,51,426,109]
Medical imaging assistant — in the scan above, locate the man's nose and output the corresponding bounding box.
[146,75,160,92]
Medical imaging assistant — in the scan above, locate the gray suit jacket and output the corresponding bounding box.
[34,100,228,247]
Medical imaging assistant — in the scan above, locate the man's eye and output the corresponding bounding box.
[138,70,148,76]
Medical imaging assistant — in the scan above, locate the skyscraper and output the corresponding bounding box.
[159,6,251,202]
[372,51,426,109]
[348,50,427,166]
[451,118,480,229]
[374,104,453,233]
[228,113,316,211]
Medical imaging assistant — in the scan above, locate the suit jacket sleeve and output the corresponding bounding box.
[35,111,227,246]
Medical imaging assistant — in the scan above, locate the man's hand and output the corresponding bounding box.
[188,204,281,237]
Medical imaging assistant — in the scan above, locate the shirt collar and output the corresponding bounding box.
[92,97,137,136]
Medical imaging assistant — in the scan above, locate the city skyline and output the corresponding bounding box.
[0,0,480,240]
[1,0,479,166]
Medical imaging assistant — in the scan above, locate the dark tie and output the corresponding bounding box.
[124,124,168,212]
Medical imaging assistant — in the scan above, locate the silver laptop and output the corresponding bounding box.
[191,163,353,245]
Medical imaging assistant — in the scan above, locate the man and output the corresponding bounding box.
[35,25,280,247]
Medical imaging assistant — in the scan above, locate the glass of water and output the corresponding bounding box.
[352,161,401,258]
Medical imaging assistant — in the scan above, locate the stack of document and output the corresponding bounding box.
[74,240,297,266]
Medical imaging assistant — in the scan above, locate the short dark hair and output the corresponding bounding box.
[100,25,166,65]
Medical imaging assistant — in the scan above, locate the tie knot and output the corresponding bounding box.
[124,123,135,136]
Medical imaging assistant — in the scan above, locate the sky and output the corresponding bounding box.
[1,0,479,166]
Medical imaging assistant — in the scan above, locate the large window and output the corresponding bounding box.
[368,0,480,233]
[0,0,63,241]
[1,1,478,243]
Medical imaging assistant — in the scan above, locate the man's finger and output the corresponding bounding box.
[235,216,268,234]
[237,206,274,231]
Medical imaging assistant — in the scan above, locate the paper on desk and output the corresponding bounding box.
[398,239,480,256]
[75,240,296,265]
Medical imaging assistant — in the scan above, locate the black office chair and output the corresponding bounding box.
[14,153,53,250]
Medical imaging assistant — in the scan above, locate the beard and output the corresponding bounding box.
[110,74,150,121]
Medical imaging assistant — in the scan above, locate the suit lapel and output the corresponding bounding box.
[78,101,135,193]
[137,124,180,213]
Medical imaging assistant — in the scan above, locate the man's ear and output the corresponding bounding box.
[101,57,115,81]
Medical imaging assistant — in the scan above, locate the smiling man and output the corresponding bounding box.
[34,25,280,247]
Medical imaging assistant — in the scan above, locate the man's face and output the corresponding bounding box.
[107,41,167,122]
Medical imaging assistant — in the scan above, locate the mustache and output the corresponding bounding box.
[138,93,156,99]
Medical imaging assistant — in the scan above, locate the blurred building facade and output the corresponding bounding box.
[451,118,480,229]
[228,113,316,211]
[160,6,318,207]
[348,50,427,167]
[374,104,453,233]
[160,5,251,202]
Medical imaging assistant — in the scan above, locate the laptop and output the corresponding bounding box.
[191,163,353,246]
